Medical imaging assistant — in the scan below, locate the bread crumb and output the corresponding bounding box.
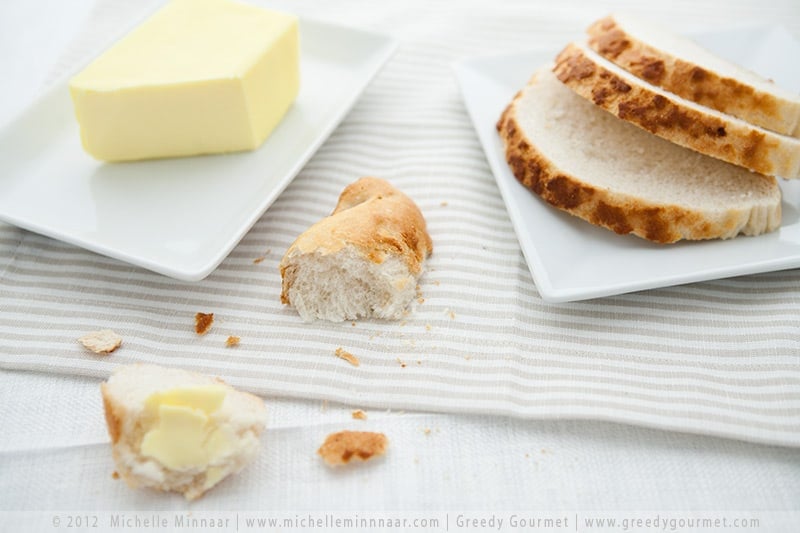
[194,313,214,335]
[433,280,440,286]
[225,336,240,347]
[111,471,120,480]
[78,329,122,354]
[335,347,360,367]
[351,322,356,327]
[352,409,367,420]
[425,324,431,331]
[318,431,388,466]
[440,201,448,207]
[423,428,431,435]
[416,360,422,365]
[448,310,456,320]
[253,249,271,264]
[417,297,425,304]
[397,358,406,368]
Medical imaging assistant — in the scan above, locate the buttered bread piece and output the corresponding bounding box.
[69,0,299,162]
[101,364,266,500]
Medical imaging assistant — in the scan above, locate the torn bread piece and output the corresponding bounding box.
[318,430,388,466]
[79,329,122,354]
[497,68,781,243]
[586,14,800,136]
[280,177,433,322]
[101,364,266,500]
[553,41,800,178]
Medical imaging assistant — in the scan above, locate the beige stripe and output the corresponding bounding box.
[4,292,800,351]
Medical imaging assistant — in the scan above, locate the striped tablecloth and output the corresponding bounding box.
[1,0,799,447]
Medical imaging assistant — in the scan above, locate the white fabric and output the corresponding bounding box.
[1,370,799,521]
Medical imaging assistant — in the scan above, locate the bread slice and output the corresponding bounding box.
[101,364,266,500]
[280,177,432,322]
[496,68,781,243]
[553,42,800,178]
[587,14,800,137]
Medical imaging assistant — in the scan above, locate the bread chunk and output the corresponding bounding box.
[497,68,781,243]
[280,177,432,322]
[101,364,266,500]
[78,329,122,354]
[318,430,388,466]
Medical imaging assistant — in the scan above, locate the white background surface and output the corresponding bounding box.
[1,0,799,531]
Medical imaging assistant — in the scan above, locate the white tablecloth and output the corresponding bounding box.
[1,1,799,531]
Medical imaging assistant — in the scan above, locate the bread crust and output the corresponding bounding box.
[495,74,781,243]
[280,177,432,305]
[587,15,800,137]
[317,430,388,466]
[553,43,800,178]
[101,382,122,444]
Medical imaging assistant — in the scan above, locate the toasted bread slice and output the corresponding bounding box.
[553,42,800,178]
[496,68,781,243]
[587,14,800,137]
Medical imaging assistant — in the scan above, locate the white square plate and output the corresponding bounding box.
[454,26,800,303]
[0,18,396,281]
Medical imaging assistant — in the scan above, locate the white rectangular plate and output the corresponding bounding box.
[0,18,396,281]
[454,26,800,303]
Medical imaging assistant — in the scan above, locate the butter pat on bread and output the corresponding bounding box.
[69,0,299,162]
[101,364,266,500]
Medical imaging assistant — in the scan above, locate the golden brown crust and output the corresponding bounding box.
[194,312,214,335]
[100,383,122,444]
[317,430,388,466]
[334,347,360,367]
[587,15,798,136]
[495,81,779,243]
[279,177,433,304]
[225,335,240,347]
[553,43,800,178]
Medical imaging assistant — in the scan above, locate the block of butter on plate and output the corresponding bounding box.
[69,0,300,162]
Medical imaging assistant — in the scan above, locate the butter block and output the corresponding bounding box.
[69,0,300,162]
